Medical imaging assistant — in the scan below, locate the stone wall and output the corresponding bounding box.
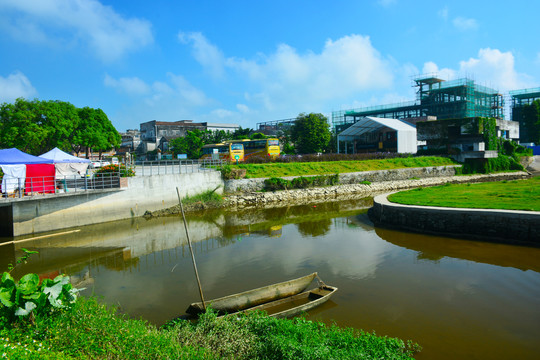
[369,192,540,245]
[224,165,460,193]
[224,171,530,210]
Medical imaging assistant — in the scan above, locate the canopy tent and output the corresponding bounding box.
[0,148,54,165]
[0,148,54,195]
[39,147,90,163]
[39,147,90,178]
[337,116,417,154]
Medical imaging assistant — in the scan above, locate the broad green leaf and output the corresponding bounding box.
[18,273,39,295]
[43,282,64,308]
[0,289,14,308]
[15,301,37,316]
[1,272,14,288]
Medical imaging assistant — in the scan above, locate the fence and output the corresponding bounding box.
[1,173,121,199]
[133,159,224,176]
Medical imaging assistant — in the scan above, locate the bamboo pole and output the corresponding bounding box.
[176,187,206,311]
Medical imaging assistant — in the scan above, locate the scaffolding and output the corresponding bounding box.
[332,76,505,133]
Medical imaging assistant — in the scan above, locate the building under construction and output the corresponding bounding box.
[332,76,505,134]
[509,87,540,144]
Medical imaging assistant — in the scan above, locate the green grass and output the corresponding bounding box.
[2,298,421,359]
[388,177,540,211]
[232,157,456,178]
[182,188,223,206]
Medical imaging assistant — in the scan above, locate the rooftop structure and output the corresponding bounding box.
[332,76,505,134]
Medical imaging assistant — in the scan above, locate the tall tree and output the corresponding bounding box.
[0,98,78,155]
[290,113,331,154]
[73,107,120,158]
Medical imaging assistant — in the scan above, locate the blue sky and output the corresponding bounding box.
[1,0,539,132]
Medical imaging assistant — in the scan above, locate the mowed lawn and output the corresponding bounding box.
[388,176,540,211]
[236,156,457,178]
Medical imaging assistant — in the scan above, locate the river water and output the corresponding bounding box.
[1,199,539,360]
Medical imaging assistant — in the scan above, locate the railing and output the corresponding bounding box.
[1,173,121,199]
[133,159,224,176]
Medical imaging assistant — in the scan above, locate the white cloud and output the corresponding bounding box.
[225,34,393,111]
[422,61,456,80]
[453,16,478,31]
[459,48,532,91]
[0,71,38,102]
[236,104,249,113]
[438,6,449,20]
[178,32,225,78]
[0,0,153,62]
[104,74,150,95]
[423,48,533,92]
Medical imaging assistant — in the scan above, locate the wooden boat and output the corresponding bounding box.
[186,272,318,315]
[239,284,338,319]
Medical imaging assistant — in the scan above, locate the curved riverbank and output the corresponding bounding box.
[145,171,530,216]
[369,190,540,246]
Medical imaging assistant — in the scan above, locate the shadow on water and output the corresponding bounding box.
[376,227,540,272]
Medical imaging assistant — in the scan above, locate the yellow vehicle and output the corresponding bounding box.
[201,142,244,162]
[226,138,280,159]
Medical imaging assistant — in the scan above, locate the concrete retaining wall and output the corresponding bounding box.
[224,165,459,193]
[2,171,222,237]
[369,193,540,246]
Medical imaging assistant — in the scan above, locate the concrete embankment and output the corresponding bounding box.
[0,171,223,237]
[223,171,530,210]
[369,191,540,246]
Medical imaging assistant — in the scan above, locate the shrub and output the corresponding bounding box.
[264,174,339,191]
[0,249,81,328]
[94,164,135,178]
[264,177,290,191]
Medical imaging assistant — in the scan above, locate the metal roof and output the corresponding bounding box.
[337,116,415,141]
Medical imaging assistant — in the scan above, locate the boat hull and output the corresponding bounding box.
[243,285,338,319]
[186,272,318,315]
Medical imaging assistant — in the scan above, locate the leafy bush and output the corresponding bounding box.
[264,177,291,191]
[171,309,258,359]
[462,154,523,174]
[94,164,135,177]
[220,165,246,179]
[0,250,81,328]
[264,174,339,191]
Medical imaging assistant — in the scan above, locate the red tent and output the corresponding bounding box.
[25,164,55,195]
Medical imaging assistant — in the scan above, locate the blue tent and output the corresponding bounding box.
[0,148,54,165]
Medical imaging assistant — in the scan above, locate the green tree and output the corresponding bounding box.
[232,126,253,140]
[250,132,266,140]
[0,98,79,155]
[169,130,205,158]
[290,113,331,154]
[0,98,120,157]
[73,107,120,159]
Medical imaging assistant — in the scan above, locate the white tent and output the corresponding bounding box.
[39,147,90,178]
[337,116,417,154]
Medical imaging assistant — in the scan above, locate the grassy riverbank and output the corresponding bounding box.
[2,297,421,359]
[230,156,457,178]
[388,176,540,211]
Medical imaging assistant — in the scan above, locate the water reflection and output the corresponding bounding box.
[0,198,539,360]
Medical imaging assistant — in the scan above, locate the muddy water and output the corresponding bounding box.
[1,199,539,360]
